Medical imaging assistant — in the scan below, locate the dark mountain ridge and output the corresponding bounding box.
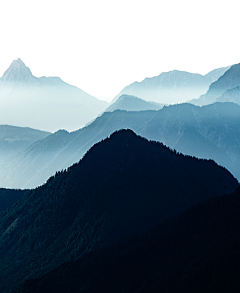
[18,186,240,293]
[0,129,238,292]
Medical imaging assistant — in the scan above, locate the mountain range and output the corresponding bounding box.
[0,59,240,293]
[0,129,237,292]
[105,94,164,112]
[112,66,230,104]
[0,125,50,164]
[0,59,108,132]
[1,102,239,189]
[191,63,240,106]
[218,85,240,104]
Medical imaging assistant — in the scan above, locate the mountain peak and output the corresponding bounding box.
[1,58,34,82]
[15,58,25,64]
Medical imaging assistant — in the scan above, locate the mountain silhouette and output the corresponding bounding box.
[1,58,35,83]
[0,129,237,291]
[105,94,164,112]
[217,85,240,104]
[0,59,108,132]
[0,125,50,165]
[18,186,240,293]
[112,66,230,104]
[204,65,231,82]
[1,102,240,189]
[191,63,240,105]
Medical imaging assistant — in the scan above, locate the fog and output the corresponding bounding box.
[0,59,108,132]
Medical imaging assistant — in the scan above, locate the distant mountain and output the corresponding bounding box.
[0,129,237,292]
[1,102,240,189]
[217,85,240,104]
[191,63,240,106]
[0,125,50,164]
[105,94,164,112]
[0,59,108,132]
[204,65,231,83]
[18,186,240,293]
[112,66,230,104]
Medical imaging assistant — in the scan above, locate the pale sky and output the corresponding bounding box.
[0,0,239,102]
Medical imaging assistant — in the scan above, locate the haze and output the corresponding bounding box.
[0,0,239,101]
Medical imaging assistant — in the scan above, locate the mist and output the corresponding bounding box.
[0,59,108,132]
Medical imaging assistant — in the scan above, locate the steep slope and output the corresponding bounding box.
[191,63,240,105]
[0,129,238,292]
[0,59,108,132]
[0,188,25,213]
[18,186,240,293]
[217,85,240,104]
[112,66,229,105]
[0,125,50,164]
[1,102,240,189]
[105,94,164,112]
[203,65,231,83]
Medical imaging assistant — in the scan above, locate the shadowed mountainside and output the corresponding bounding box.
[0,129,238,292]
[17,186,240,293]
[0,188,25,213]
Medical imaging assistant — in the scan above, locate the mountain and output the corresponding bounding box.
[0,59,108,132]
[204,65,231,83]
[191,63,240,106]
[0,129,238,292]
[105,94,164,112]
[17,186,240,293]
[1,102,240,189]
[112,66,230,104]
[217,85,240,104]
[0,188,25,213]
[0,125,50,164]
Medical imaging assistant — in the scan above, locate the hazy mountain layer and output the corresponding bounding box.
[217,85,240,104]
[204,65,231,83]
[191,63,240,106]
[1,102,240,189]
[0,125,50,164]
[0,59,108,132]
[112,66,230,104]
[18,186,240,293]
[105,95,164,112]
[0,130,237,292]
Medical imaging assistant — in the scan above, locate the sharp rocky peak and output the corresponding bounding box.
[1,58,35,83]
